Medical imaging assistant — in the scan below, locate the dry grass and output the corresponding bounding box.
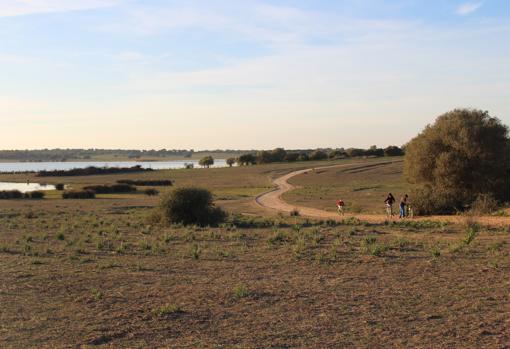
[1,202,509,348]
[1,159,509,347]
[284,160,409,214]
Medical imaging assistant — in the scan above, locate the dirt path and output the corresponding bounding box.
[255,162,510,226]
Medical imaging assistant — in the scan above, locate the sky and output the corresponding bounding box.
[1,0,509,150]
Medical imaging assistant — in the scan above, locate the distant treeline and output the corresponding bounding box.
[36,165,153,177]
[0,147,402,162]
[233,146,404,165]
[117,179,173,186]
[0,149,247,162]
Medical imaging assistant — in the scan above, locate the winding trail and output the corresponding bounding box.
[255,161,510,226]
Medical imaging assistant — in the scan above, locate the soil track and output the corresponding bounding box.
[255,161,510,226]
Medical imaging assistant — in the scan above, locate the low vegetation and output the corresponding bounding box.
[83,184,137,194]
[36,165,153,177]
[158,187,226,226]
[62,190,96,199]
[0,190,45,200]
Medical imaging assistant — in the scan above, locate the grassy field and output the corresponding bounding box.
[1,159,509,348]
[284,160,409,215]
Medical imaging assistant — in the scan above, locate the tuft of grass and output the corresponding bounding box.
[190,244,201,259]
[91,288,103,300]
[429,246,441,258]
[155,303,183,316]
[463,227,478,246]
[360,236,387,257]
[392,237,410,251]
[233,283,250,299]
[56,232,65,241]
[267,230,288,246]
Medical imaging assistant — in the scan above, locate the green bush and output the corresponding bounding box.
[0,190,23,199]
[159,187,226,226]
[83,184,136,194]
[404,109,510,214]
[144,188,159,196]
[26,191,45,199]
[55,183,65,191]
[62,190,96,199]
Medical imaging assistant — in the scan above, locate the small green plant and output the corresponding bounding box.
[393,237,410,251]
[267,231,288,246]
[56,232,65,241]
[360,236,387,257]
[233,283,250,298]
[155,303,183,316]
[429,246,441,258]
[191,244,201,259]
[464,227,478,246]
[91,288,103,300]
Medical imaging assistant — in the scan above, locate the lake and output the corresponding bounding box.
[0,182,56,193]
[0,159,229,173]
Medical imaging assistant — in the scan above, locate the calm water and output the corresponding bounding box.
[0,182,56,193]
[0,159,229,173]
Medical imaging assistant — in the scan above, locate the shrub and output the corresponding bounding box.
[55,183,65,190]
[26,191,45,199]
[404,109,510,214]
[470,193,498,215]
[290,208,300,216]
[83,184,136,194]
[62,190,96,199]
[0,190,23,199]
[144,188,159,196]
[159,187,226,226]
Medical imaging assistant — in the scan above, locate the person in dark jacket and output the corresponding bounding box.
[384,193,396,217]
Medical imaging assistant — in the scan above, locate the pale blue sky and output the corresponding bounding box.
[1,0,509,149]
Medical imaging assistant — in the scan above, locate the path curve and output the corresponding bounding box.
[255,161,510,226]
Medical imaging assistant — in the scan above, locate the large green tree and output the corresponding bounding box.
[404,109,510,214]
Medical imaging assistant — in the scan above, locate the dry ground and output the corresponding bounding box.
[0,204,509,348]
[1,159,510,348]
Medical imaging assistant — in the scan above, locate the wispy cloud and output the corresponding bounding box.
[0,0,118,17]
[456,2,483,16]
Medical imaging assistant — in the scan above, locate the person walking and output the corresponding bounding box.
[384,193,396,217]
[336,199,345,216]
[399,194,408,219]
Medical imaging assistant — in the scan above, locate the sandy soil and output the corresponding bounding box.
[255,162,510,226]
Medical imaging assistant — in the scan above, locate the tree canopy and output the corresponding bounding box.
[404,109,510,214]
